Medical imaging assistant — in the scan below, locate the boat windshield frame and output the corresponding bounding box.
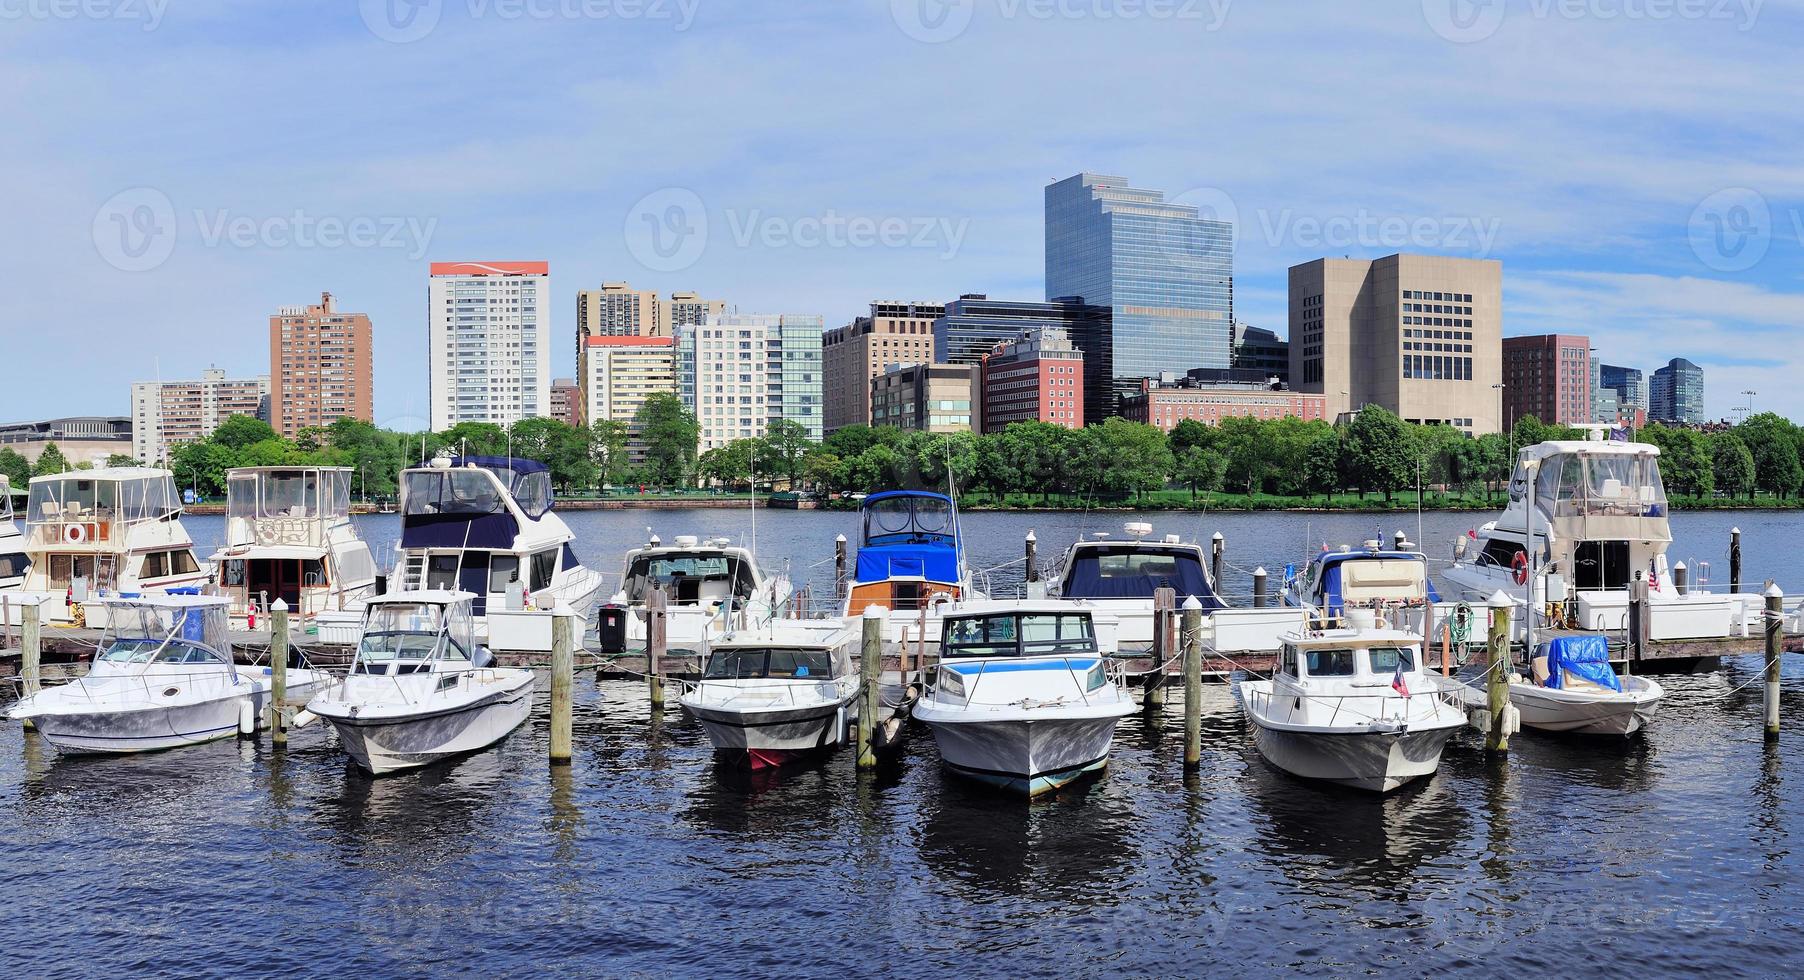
[354,600,476,671]
[1508,450,1668,518]
[96,599,234,677]
[940,611,1099,659]
[1279,643,1417,681]
[701,645,839,681]
[861,492,958,548]
[623,551,757,603]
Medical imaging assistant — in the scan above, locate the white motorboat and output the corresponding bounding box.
[1239,625,1467,793]
[0,476,27,590]
[307,591,536,775]
[840,490,985,649]
[1046,522,1224,654]
[914,600,1134,796]
[1503,634,1663,735]
[211,466,378,624]
[7,595,330,753]
[601,533,795,656]
[385,453,609,631]
[678,620,859,769]
[1283,541,1443,635]
[21,468,209,621]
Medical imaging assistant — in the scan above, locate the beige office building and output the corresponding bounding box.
[583,336,677,462]
[669,291,726,328]
[1290,254,1502,434]
[822,300,944,432]
[870,362,982,434]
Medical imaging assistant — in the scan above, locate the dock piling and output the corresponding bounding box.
[1765,584,1783,740]
[1630,575,1649,663]
[1485,590,1511,755]
[21,603,40,732]
[857,606,883,768]
[269,600,288,748]
[1025,531,1039,584]
[1674,562,1688,596]
[1210,533,1224,591]
[551,608,574,765]
[1731,528,1743,594]
[1394,529,1408,550]
[1181,596,1203,768]
[1147,588,1175,711]
[834,534,848,598]
[1252,567,1268,608]
[647,587,667,711]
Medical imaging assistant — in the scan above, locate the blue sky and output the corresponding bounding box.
[4,0,1802,429]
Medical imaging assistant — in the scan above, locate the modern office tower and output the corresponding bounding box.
[980,328,1084,432]
[870,363,982,433]
[1600,364,1648,413]
[1231,322,1289,383]
[1501,334,1593,427]
[1289,253,1503,434]
[822,301,944,432]
[1649,358,1705,423]
[268,291,374,438]
[583,336,678,462]
[1045,172,1234,418]
[131,367,270,464]
[669,291,726,328]
[428,261,550,431]
[1120,377,1328,433]
[933,294,1110,423]
[549,378,583,428]
[768,314,825,442]
[680,314,824,452]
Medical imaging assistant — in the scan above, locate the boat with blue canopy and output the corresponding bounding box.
[1046,522,1224,654]
[1502,633,1663,735]
[839,490,982,646]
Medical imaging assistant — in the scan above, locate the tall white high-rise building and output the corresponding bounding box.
[678,313,824,452]
[428,261,550,431]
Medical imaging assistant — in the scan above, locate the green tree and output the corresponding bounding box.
[758,419,814,488]
[1641,426,1713,497]
[211,415,279,450]
[104,453,141,468]
[698,439,759,489]
[438,422,508,458]
[0,448,28,489]
[997,422,1066,504]
[589,420,631,488]
[1345,406,1413,501]
[1712,431,1756,500]
[1738,413,1804,498]
[847,443,899,491]
[1092,418,1173,502]
[1302,430,1344,501]
[1173,446,1228,501]
[31,443,70,476]
[635,393,699,488]
[803,450,845,492]
[1168,418,1217,456]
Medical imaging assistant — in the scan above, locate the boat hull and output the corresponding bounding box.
[316,675,536,775]
[19,675,328,754]
[1509,678,1663,735]
[1248,722,1459,793]
[917,714,1126,796]
[682,698,854,768]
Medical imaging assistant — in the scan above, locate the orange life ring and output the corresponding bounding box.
[1511,551,1529,586]
[64,524,87,544]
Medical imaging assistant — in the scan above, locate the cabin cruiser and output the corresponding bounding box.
[1496,634,1663,735]
[1284,543,1441,635]
[387,454,608,632]
[1047,523,1224,654]
[678,620,859,769]
[210,467,378,624]
[0,476,27,590]
[1441,432,1737,639]
[1239,624,1467,792]
[306,591,536,774]
[840,490,983,648]
[914,600,1134,796]
[21,468,209,622]
[7,595,331,753]
[602,533,794,656]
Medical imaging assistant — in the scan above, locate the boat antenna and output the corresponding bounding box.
[749,447,757,560]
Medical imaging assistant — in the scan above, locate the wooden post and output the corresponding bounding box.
[1485,590,1511,754]
[1765,584,1783,740]
[2,594,10,653]
[20,603,40,732]
[647,587,667,711]
[550,608,574,765]
[834,534,848,598]
[1252,567,1268,608]
[1146,587,1175,710]
[1730,527,1742,594]
[857,606,883,768]
[1630,575,1649,663]
[269,600,289,748]
[1440,621,1453,677]
[1673,561,1688,596]
[1210,532,1224,591]
[1024,531,1039,584]
[1182,596,1203,768]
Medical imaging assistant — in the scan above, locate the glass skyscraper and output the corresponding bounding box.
[1045,173,1234,419]
[1649,357,1704,423]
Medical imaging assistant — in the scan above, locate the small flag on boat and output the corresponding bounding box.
[1391,660,1411,698]
[1610,427,1629,442]
[1648,558,1661,593]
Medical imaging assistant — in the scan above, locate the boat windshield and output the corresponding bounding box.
[942,612,1097,658]
[403,470,505,516]
[704,647,835,680]
[359,602,473,663]
[27,474,179,545]
[863,494,956,547]
[229,469,352,522]
[624,553,755,602]
[97,638,166,664]
[1062,546,1219,606]
[1367,647,1416,673]
[1510,452,1667,517]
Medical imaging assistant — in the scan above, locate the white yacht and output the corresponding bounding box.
[1239,625,1467,793]
[388,454,608,633]
[7,595,331,753]
[211,467,378,624]
[1046,522,1225,653]
[678,620,859,769]
[0,476,28,590]
[913,600,1134,796]
[1501,634,1664,735]
[1441,432,1736,639]
[306,591,536,775]
[1283,542,1442,634]
[21,468,209,621]
[600,533,794,656]
[839,490,984,649]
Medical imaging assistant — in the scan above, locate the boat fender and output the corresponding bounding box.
[835,703,848,745]
[1502,703,1521,737]
[292,709,319,729]
[238,699,257,736]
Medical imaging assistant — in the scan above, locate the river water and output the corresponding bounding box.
[4,508,1803,977]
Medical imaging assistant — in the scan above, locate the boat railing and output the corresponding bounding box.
[950,654,1104,709]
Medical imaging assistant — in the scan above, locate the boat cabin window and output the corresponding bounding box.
[1062,546,1212,600]
[1279,648,1299,678]
[942,613,1097,658]
[624,554,756,603]
[530,550,558,592]
[489,555,521,594]
[0,552,30,579]
[426,555,461,590]
[1302,649,1357,677]
[140,550,200,580]
[1367,647,1415,674]
[404,470,504,517]
[704,647,835,680]
[1478,538,1525,571]
[1573,540,1632,591]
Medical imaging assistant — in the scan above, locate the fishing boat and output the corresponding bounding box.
[0,476,27,590]
[1239,624,1467,792]
[386,453,608,632]
[1283,541,1441,634]
[913,600,1134,796]
[600,533,794,656]
[305,591,536,775]
[6,595,331,753]
[20,468,209,621]
[840,490,983,648]
[678,620,859,769]
[1503,633,1663,735]
[1046,522,1224,653]
[210,467,379,624]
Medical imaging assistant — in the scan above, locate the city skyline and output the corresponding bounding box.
[7,3,1800,427]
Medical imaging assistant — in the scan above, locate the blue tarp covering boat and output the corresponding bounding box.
[1541,634,1621,691]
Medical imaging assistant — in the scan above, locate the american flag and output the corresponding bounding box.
[1391,659,1411,698]
[1648,558,1662,594]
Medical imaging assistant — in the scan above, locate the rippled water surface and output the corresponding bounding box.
[5,508,1804,977]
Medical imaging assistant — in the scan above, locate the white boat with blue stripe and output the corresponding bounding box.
[914,600,1134,796]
